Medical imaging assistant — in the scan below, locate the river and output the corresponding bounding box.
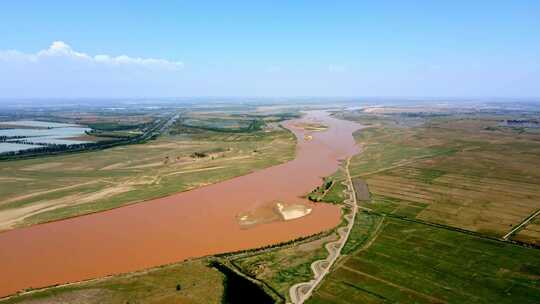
[0,111,361,297]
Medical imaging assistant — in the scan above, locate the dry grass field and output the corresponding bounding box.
[342,111,540,242]
[0,122,295,230]
[514,217,540,245]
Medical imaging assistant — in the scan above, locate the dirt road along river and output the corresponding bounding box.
[0,111,361,297]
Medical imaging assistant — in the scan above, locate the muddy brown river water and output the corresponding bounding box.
[0,111,361,297]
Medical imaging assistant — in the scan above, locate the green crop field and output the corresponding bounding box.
[309,212,540,304]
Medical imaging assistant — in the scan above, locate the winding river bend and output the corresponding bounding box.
[0,111,361,297]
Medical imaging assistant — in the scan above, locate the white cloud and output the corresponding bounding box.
[37,41,90,59]
[0,41,183,70]
[0,41,186,97]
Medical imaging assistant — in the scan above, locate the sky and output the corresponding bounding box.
[0,1,539,98]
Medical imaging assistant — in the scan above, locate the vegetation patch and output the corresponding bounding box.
[342,211,381,254]
[294,122,328,131]
[307,168,347,204]
[310,215,540,304]
[307,179,334,202]
[233,232,338,302]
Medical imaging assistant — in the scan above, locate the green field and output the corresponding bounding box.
[0,114,296,230]
[342,211,382,254]
[309,212,540,304]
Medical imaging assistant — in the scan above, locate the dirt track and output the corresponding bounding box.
[503,209,540,240]
[289,157,359,304]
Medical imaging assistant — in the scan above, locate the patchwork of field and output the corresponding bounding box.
[307,110,540,304]
[345,114,540,242]
[0,125,295,230]
[308,212,540,304]
[1,259,224,304]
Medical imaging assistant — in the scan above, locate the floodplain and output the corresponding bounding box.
[0,109,360,298]
[0,110,296,231]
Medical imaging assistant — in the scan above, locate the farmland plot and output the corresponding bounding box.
[309,214,540,304]
[346,114,540,242]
